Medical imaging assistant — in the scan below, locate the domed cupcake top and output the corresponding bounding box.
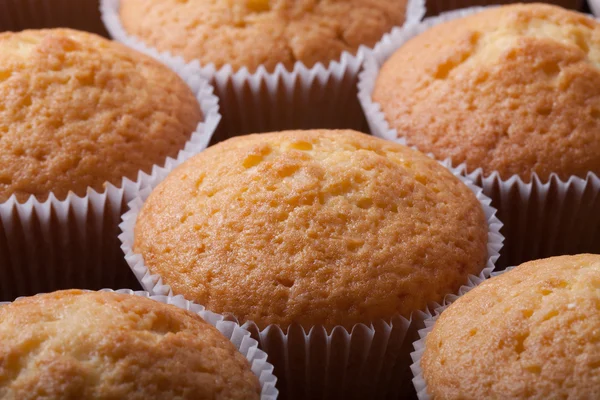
[0,290,260,399]
[120,0,408,72]
[374,3,600,181]
[134,129,488,329]
[422,254,600,399]
[0,28,202,201]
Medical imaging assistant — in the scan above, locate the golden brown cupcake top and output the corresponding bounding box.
[0,290,260,399]
[0,28,202,202]
[374,3,600,182]
[422,254,600,399]
[134,129,488,330]
[120,0,408,72]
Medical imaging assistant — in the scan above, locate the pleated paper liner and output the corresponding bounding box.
[2,289,278,400]
[119,158,503,399]
[0,0,108,36]
[358,6,600,269]
[100,0,426,142]
[0,63,221,301]
[410,266,516,399]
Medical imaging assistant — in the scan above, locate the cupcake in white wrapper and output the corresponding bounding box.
[120,129,503,399]
[0,289,278,399]
[411,254,600,399]
[0,0,108,36]
[0,29,220,300]
[100,0,425,141]
[358,4,600,269]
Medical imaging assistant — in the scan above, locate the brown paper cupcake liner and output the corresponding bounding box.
[119,158,503,399]
[410,266,515,399]
[2,289,278,399]
[0,66,221,301]
[0,0,108,36]
[358,6,600,269]
[100,0,426,141]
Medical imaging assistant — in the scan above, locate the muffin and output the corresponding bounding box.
[425,0,582,16]
[0,28,201,202]
[103,0,423,139]
[417,254,600,399]
[0,290,262,399]
[0,0,108,36]
[119,0,409,73]
[0,28,216,300]
[373,3,600,181]
[124,129,501,398]
[362,3,600,268]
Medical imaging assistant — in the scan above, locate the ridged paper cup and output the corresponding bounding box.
[358,6,600,269]
[0,0,108,36]
[119,157,503,399]
[100,0,426,142]
[410,266,515,399]
[0,60,221,301]
[2,289,278,400]
[424,0,582,16]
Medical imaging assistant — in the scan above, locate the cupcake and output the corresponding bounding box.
[360,3,600,268]
[121,129,502,398]
[425,0,582,16]
[0,289,277,399]
[101,0,425,141]
[412,254,600,399]
[0,28,219,300]
[0,0,109,36]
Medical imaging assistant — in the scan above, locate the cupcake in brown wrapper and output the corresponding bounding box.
[0,289,278,399]
[360,3,600,269]
[0,0,108,36]
[412,254,600,399]
[120,129,503,399]
[0,28,220,300]
[101,0,425,141]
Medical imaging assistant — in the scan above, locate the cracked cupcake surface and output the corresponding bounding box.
[119,0,408,72]
[0,290,260,399]
[373,3,600,181]
[421,254,600,399]
[134,129,488,330]
[0,28,202,202]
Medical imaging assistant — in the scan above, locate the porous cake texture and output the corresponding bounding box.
[0,290,260,399]
[422,254,600,399]
[134,129,488,330]
[120,0,408,72]
[374,3,600,181]
[0,28,202,201]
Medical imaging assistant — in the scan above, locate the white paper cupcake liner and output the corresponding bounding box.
[0,62,221,301]
[2,289,278,399]
[358,6,600,269]
[0,0,108,36]
[100,0,426,141]
[410,266,516,399]
[119,155,503,398]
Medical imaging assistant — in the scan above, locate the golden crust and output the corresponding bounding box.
[120,0,408,72]
[374,3,600,181]
[422,254,600,399]
[134,129,488,330]
[0,28,202,202]
[0,290,260,400]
